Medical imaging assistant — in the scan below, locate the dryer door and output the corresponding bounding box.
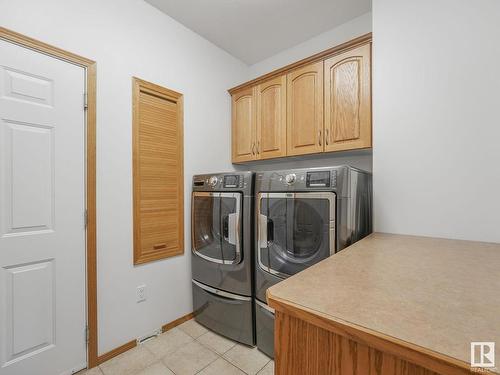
[192,192,242,265]
[257,192,335,278]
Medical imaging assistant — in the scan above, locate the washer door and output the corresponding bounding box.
[192,192,242,264]
[257,192,335,278]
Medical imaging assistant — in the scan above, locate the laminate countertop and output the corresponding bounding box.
[267,233,500,374]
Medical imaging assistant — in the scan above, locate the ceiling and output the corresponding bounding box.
[145,0,371,65]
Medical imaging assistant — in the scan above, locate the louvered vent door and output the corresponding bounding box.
[132,78,184,265]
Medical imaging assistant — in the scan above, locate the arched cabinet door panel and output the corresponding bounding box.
[232,87,256,163]
[324,43,371,152]
[256,75,287,160]
[286,61,324,156]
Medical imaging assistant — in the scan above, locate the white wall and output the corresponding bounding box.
[248,12,372,79]
[239,12,373,173]
[0,0,375,356]
[373,0,500,242]
[0,0,247,354]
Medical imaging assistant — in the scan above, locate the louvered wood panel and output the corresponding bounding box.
[132,77,184,265]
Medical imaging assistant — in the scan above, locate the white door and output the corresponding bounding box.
[0,39,87,375]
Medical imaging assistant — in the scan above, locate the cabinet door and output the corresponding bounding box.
[232,87,256,163]
[256,75,287,160]
[286,61,324,156]
[324,43,371,152]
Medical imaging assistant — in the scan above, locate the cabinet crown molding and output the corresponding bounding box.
[228,32,372,94]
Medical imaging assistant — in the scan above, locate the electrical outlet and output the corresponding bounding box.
[136,285,146,303]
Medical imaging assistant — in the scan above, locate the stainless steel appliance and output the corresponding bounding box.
[191,172,254,345]
[254,166,372,357]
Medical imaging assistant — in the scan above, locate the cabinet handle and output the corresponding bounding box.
[251,142,256,156]
[257,141,260,155]
[318,130,322,146]
[325,129,329,145]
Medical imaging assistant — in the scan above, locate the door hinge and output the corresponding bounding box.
[85,325,90,344]
[84,209,88,229]
[83,92,88,110]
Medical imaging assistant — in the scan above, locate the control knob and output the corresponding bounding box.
[209,176,219,187]
[285,173,296,185]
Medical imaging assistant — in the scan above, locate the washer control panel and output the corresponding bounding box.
[223,175,240,188]
[306,170,332,187]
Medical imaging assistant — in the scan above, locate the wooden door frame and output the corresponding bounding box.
[0,27,99,369]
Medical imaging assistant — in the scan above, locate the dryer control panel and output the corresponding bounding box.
[192,172,251,193]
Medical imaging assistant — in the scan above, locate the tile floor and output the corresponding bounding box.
[79,319,274,375]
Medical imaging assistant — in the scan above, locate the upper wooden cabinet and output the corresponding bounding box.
[287,62,324,156]
[229,34,372,163]
[256,75,287,159]
[231,87,256,163]
[324,43,371,152]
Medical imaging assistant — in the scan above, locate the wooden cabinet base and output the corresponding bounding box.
[275,311,448,375]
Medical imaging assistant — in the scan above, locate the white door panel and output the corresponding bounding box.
[4,260,55,362]
[0,39,87,375]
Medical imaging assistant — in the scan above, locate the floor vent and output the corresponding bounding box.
[137,328,162,345]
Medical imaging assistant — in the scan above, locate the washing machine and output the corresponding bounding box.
[254,166,372,357]
[191,171,254,345]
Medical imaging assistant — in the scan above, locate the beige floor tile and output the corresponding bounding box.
[257,360,274,375]
[136,361,174,375]
[162,340,218,375]
[197,330,236,354]
[177,318,208,339]
[198,357,245,375]
[100,345,156,375]
[223,344,270,375]
[143,328,193,358]
[77,366,103,375]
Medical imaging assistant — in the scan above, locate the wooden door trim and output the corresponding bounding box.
[0,27,99,368]
[229,32,372,94]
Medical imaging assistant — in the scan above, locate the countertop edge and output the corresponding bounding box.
[267,291,484,375]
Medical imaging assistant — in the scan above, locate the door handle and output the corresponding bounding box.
[222,215,229,240]
[227,213,238,245]
[319,130,322,146]
[257,141,260,155]
[267,218,274,244]
[192,280,251,301]
[325,129,329,145]
[251,142,256,156]
[255,299,275,317]
[258,214,268,248]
